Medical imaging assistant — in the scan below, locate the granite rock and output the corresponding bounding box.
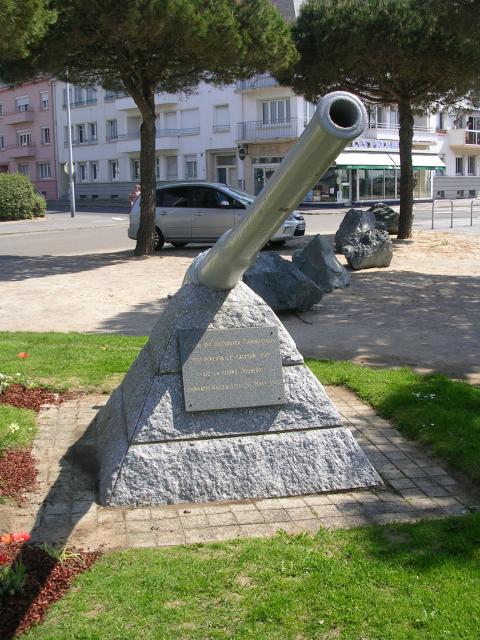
[107,428,382,506]
[342,229,393,270]
[292,235,350,293]
[243,251,324,312]
[334,209,376,251]
[368,202,400,234]
[96,280,383,506]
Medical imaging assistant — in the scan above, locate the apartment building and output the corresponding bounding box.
[0,78,58,199]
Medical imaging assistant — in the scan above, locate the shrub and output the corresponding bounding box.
[0,173,46,221]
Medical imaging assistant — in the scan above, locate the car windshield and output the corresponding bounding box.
[220,185,255,206]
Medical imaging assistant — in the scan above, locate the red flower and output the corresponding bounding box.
[0,553,9,565]
[0,533,14,545]
[12,532,31,543]
[17,352,29,359]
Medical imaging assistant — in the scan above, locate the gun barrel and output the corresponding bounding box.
[189,91,367,291]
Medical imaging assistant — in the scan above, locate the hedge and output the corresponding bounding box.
[0,173,47,220]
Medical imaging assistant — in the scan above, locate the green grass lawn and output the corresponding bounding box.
[23,514,480,640]
[0,332,146,392]
[0,404,36,453]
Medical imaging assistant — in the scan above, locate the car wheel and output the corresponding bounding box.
[155,227,165,250]
[171,241,188,248]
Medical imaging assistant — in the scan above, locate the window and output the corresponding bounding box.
[0,135,4,150]
[388,110,399,128]
[436,112,445,130]
[106,119,118,141]
[180,109,200,134]
[16,96,30,112]
[131,159,140,180]
[17,131,32,146]
[185,155,197,179]
[74,86,83,104]
[155,157,161,179]
[40,91,49,110]
[0,104,3,117]
[436,190,445,199]
[455,157,464,175]
[62,87,73,106]
[156,186,193,207]
[76,124,85,143]
[87,122,97,141]
[468,155,476,175]
[38,162,52,179]
[166,156,177,180]
[78,162,88,182]
[41,127,50,145]
[303,100,315,124]
[18,164,29,176]
[261,98,290,124]
[457,190,465,198]
[90,161,99,181]
[110,160,119,181]
[86,87,97,103]
[469,189,477,197]
[213,105,230,132]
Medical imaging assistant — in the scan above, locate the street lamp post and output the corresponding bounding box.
[65,69,76,218]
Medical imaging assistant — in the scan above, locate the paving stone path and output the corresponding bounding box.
[2,388,477,550]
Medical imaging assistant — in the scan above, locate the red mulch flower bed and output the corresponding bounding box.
[0,384,65,413]
[0,542,101,639]
[0,450,37,502]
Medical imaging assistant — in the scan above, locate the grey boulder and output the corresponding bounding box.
[292,235,350,293]
[368,202,400,234]
[342,229,393,270]
[243,251,323,312]
[334,208,376,251]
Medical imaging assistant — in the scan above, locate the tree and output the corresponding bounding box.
[1,0,296,255]
[0,0,55,59]
[278,0,480,238]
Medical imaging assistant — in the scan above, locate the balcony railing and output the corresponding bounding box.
[64,137,98,147]
[62,98,97,109]
[104,91,128,101]
[116,128,199,140]
[236,73,279,91]
[465,130,480,145]
[368,121,436,133]
[237,118,307,142]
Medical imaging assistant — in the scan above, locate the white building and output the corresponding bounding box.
[53,0,478,206]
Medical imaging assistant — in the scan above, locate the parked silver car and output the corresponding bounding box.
[128,181,305,249]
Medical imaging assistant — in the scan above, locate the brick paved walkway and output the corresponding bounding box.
[1,388,476,550]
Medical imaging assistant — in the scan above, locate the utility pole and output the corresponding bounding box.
[65,69,76,218]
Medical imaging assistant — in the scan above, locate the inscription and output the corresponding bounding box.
[178,327,286,412]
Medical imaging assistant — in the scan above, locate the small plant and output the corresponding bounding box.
[0,559,27,597]
[40,543,82,564]
[0,173,46,221]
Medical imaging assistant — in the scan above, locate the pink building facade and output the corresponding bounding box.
[0,77,58,200]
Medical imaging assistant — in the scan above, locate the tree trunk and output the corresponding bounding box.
[397,99,414,239]
[133,88,156,256]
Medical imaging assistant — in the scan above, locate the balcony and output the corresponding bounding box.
[236,74,279,92]
[116,129,182,153]
[448,127,480,148]
[104,91,128,102]
[237,118,306,143]
[6,143,36,157]
[64,137,98,147]
[62,98,97,109]
[366,121,437,144]
[3,106,34,125]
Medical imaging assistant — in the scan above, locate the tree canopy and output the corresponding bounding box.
[2,0,297,254]
[0,0,55,59]
[279,0,480,238]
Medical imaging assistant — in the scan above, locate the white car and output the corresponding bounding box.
[128,181,306,249]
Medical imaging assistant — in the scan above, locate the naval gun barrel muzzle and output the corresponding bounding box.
[186,91,368,291]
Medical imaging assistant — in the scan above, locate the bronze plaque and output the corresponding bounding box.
[179,327,286,412]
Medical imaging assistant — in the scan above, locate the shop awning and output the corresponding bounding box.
[334,151,396,169]
[335,150,445,170]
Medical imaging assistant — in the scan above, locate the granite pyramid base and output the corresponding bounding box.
[95,281,381,506]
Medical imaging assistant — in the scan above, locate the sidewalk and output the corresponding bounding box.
[1,388,474,550]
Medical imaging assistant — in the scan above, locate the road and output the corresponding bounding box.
[1,202,479,256]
